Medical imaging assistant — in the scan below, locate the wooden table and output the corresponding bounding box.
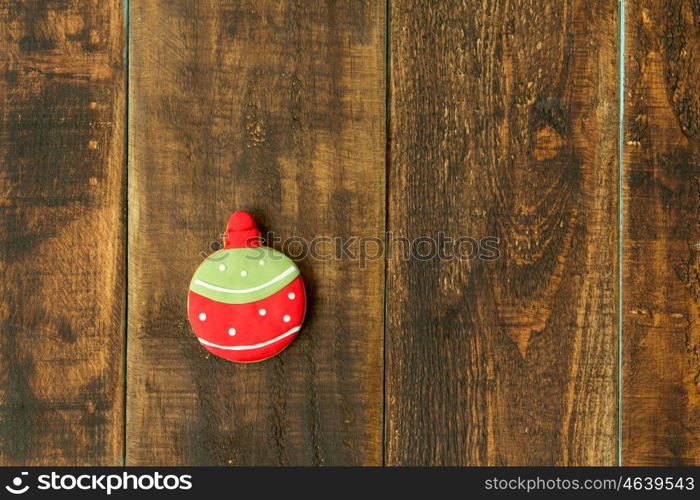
[0,0,697,466]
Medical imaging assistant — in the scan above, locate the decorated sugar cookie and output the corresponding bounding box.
[188,211,306,362]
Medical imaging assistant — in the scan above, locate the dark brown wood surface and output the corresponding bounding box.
[0,1,126,464]
[2,0,699,467]
[386,0,619,465]
[623,0,700,465]
[127,0,386,465]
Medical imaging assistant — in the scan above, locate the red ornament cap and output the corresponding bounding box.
[224,211,260,249]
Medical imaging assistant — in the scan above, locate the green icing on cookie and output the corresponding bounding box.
[189,246,299,304]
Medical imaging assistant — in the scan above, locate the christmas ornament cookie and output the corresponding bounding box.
[188,212,306,362]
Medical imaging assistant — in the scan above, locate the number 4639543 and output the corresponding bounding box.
[622,477,694,491]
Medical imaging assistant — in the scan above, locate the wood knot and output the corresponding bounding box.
[533,125,563,161]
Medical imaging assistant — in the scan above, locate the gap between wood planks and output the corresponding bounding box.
[616,0,625,467]
[122,0,131,467]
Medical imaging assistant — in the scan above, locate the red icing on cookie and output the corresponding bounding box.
[188,277,306,362]
[224,211,260,249]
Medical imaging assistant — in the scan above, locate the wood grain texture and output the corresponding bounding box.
[387,0,618,465]
[623,0,700,465]
[127,0,385,465]
[0,1,125,464]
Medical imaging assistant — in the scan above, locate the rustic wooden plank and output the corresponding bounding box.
[0,1,126,464]
[387,0,618,465]
[127,0,385,465]
[622,0,700,465]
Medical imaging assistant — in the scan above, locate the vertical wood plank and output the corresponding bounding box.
[128,0,385,465]
[0,1,126,464]
[387,0,618,464]
[623,0,700,465]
